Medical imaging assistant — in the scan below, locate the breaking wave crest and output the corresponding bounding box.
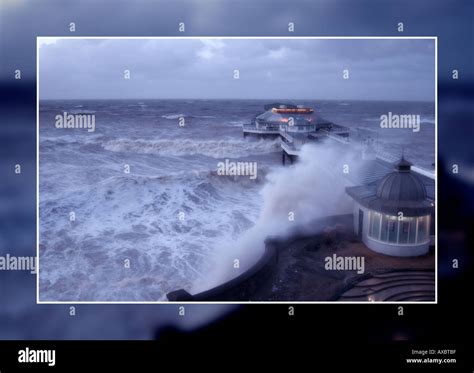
[101,138,281,158]
[161,113,216,119]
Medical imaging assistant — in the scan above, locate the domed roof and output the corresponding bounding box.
[376,158,427,201]
[346,157,434,216]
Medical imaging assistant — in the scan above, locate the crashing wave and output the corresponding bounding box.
[101,138,281,158]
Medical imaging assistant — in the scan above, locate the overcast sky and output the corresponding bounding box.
[2,0,472,90]
[38,37,435,101]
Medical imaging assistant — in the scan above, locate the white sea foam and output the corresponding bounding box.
[229,121,246,127]
[161,113,185,119]
[68,109,96,114]
[161,113,216,119]
[101,138,281,158]
[39,167,263,301]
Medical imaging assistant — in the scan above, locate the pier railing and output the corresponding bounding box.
[347,127,435,180]
[374,146,435,180]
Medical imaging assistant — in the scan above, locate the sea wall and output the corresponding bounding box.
[166,239,280,302]
[166,214,353,302]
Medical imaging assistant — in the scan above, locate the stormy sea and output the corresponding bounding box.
[38,99,435,301]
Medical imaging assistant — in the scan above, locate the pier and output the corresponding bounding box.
[242,123,280,138]
[242,103,352,164]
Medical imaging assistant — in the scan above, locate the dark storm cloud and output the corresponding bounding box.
[0,0,472,86]
[38,38,435,100]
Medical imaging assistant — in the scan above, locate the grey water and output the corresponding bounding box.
[38,99,435,301]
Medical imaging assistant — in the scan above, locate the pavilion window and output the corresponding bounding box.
[380,215,389,241]
[376,213,426,244]
[417,215,430,243]
[398,218,412,244]
[369,211,381,240]
[408,217,417,244]
[388,218,397,243]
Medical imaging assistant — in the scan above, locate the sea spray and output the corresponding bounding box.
[192,143,360,293]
